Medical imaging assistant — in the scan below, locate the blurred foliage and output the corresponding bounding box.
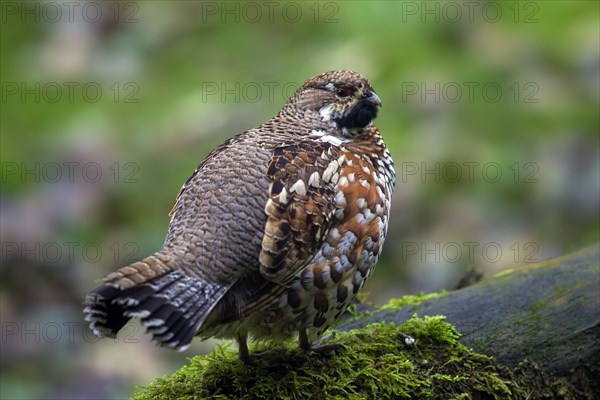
[1,1,598,399]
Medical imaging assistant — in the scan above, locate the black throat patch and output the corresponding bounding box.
[333,101,379,130]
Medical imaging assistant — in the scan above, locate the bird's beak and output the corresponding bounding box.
[365,91,382,107]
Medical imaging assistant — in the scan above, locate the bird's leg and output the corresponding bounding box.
[299,328,311,350]
[237,332,252,363]
[298,329,345,354]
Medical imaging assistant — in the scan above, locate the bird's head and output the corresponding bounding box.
[285,70,382,135]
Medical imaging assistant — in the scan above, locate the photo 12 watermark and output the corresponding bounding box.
[198,1,339,24]
[1,320,141,345]
[399,1,539,24]
[400,81,539,104]
[1,241,140,265]
[1,82,140,104]
[1,161,140,184]
[398,161,539,184]
[401,241,540,265]
[1,1,139,24]
[200,81,300,103]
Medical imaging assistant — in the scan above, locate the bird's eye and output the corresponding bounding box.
[336,87,353,97]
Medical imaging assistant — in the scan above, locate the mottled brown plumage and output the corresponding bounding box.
[84,70,395,359]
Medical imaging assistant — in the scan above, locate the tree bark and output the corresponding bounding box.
[339,244,600,378]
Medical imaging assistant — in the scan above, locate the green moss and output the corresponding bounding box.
[132,316,527,400]
[381,291,448,309]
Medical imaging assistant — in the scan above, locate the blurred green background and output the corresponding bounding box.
[1,1,598,399]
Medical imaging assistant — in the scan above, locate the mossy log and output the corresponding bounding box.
[340,244,600,378]
[133,244,599,399]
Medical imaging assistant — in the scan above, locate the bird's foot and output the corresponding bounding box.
[306,342,346,355]
[299,330,345,356]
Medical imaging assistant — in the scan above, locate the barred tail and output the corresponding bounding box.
[83,252,229,351]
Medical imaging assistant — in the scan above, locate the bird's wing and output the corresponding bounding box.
[259,139,343,285]
[168,135,239,222]
[165,131,273,283]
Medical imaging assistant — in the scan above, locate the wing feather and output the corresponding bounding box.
[259,140,343,285]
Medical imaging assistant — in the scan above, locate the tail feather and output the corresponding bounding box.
[84,254,231,351]
[84,285,132,336]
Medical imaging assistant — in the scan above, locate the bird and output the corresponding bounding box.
[84,70,395,360]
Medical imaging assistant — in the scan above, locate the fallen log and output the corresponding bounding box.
[340,244,600,375]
